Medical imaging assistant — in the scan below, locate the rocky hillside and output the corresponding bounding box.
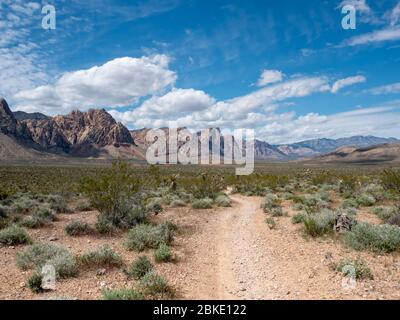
[312,143,400,164]
[1,97,399,162]
[0,98,135,158]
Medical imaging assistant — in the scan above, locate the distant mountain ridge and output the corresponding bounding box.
[1,97,399,163]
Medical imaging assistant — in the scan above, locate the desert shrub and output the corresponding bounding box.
[74,199,93,212]
[318,192,332,203]
[17,243,78,278]
[356,194,376,207]
[183,173,226,199]
[170,199,187,207]
[10,196,40,215]
[362,184,385,201]
[270,207,287,217]
[335,259,373,280]
[0,205,9,228]
[20,216,45,229]
[192,198,213,209]
[339,175,358,197]
[381,169,400,194]
[28,272,43,293]
[341,198,360,209]
[95,216,118,235]
[140,272,174,297]
[127,256,153,280]
[102,288,144,300]
[282,192,294,200]
[46,195,72,214]
[80,161,147,229]
[124,223,175,252]
[342,207,358,217]
[344,222,400,253]
[65,221,93,236]
[387,214,400,227]
[372,206,397,222]
[78,245,123,269]
[291,195,306,204]
[21,206,58,229]
[261,194,281,213]
[303,210,335,237]
[154,243,173,263]
[215,195,231,207]
[292,203,305,211]
[266,217,276,229]
[0,225,32,245]
[292,212,307,224]
[145,197,164,214]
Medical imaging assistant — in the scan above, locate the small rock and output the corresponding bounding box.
[100,282,107,288]
[48,236,58,242]
[96,268,107,276]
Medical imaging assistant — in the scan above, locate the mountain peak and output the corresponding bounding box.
[0,98,17,135]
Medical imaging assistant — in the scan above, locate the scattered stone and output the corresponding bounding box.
[48,236,58,242]
[96,268,106,276]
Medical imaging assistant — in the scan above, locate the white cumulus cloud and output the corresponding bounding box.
[14,55,177,114]
[256,70,284,87]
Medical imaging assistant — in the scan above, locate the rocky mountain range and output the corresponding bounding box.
[1,97,399,163]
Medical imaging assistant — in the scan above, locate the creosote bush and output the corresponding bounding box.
[344,222,400,253]
[78,245,123,269]
[124,223,175,252]
[387,214,400,227]
[0,225,32,246]
[80,161,147,230]
[17,243,78,278]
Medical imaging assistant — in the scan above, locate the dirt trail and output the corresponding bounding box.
[172,194,400,300]
[175,194,277,300]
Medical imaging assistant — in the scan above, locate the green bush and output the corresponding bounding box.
[78,245,123,269]
[356,194,376,207]
[381,169,400,194]
[124,223,175,252]
[335,259,373,280]
[28,272,43,293]
[140,272,174,297]
[127,256,153,280]
[46,195,72,214]
[303,210,335,237]
[74,199,93,212]
[191,198,213,209]
[80,161,147,229]
[154,243,173,263]
[372,206,397,222]
[292,212,307,224]
[102,288,144,300]
[266,217,276,229]
[344,222,400,253]
[65,221,94,236]
[215,195,231,207]
[341,198,360,209]
[17,243,78,278]
[0,225,32,246]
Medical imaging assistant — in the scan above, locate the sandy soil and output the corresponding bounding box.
[1,195,400,300]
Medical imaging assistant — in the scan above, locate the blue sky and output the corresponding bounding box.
[0,0,400,143]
